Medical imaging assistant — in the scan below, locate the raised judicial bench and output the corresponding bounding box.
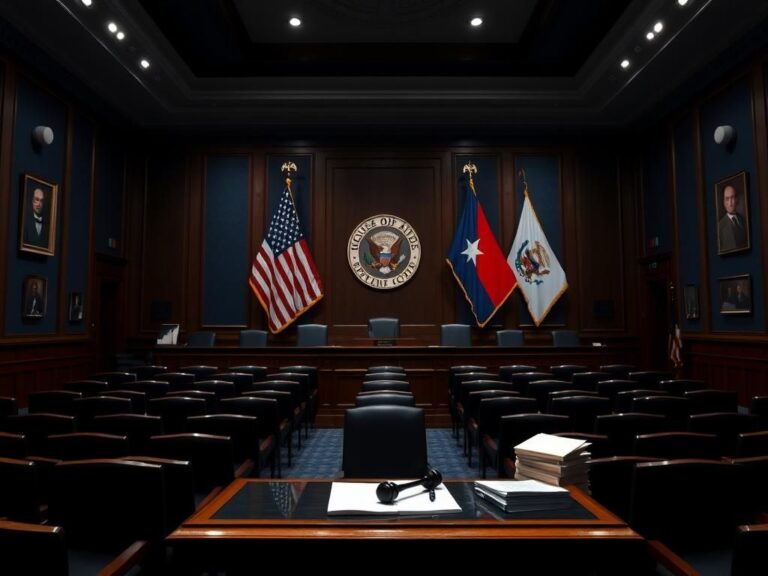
[167,478,646,573]
[154,344,637,426]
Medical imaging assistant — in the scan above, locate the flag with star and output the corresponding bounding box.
[446,176,517,327]
[249,183,324,333]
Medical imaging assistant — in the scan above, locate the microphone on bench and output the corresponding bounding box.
[376,467,443,504]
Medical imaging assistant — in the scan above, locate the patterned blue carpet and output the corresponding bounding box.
[285,428,497,479]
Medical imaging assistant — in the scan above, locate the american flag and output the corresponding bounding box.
[249,186,324,333]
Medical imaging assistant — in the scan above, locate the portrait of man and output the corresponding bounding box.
[23,276,47,319]
[719,275,752,315]
[19,174,58,256]
[715,172,750,255]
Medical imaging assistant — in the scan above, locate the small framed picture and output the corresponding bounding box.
[22,275,47,319]
[684,284,699,320]
[715,171,750,255]
[19,173,58,256]
[718,274,752,315]
[68,292,84,322]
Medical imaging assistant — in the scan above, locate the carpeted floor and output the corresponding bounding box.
[285,428,497,479]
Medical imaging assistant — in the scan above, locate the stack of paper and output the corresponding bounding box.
[326,481,462,516]
[473,479,571,513]
[513,433,591,490]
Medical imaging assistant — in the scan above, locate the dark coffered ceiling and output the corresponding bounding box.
[1,0,767,132]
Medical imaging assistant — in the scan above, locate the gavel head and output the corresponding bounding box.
[423,467,442,490]
[375,467,443,504]
[376,481,400,504]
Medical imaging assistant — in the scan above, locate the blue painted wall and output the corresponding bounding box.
[5,79,67,334]
[643,131,672,256]
[65,114,94,334]
[515,155,565,326]
[701,78,763,332]
[202,155,250,326]
[673,113,702,332]
[94,137,125,257]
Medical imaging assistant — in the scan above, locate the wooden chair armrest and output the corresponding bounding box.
[235,458,256,478]
[98,539,150,576]
[646,540,699,576]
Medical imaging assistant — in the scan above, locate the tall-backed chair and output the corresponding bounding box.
[49,459,169,571]
[551,329,579,347]
[179,365,218,381]
[355,393,416,407]
[440,324,472,347]
[296,324,328,347]
[0,396,18,419]
[187,331,216,347]
[0,520,68,576]
[239,329,268,347]
[496,329,524,347]
[367,317,400,339]
[342,405,428,478]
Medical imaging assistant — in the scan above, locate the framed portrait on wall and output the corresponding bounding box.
[718,274,751,315]
[22,275,47,319]
[715,171,749,255]
[683,284,699,320]
[19,173,58,256]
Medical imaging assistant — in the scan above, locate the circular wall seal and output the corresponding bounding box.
[347,214,421,290]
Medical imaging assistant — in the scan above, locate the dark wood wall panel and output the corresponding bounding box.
[139,153,188,333]
[325,157,444,339]
[575,152,626,332]
[687,337,768,405]
[0,342,93,406]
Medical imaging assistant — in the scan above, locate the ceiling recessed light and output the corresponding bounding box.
[678,0,689,6]
[646,31,655,41]
[289,17,301,27]
[81,0,93,7]
[116,31,125,40]
[140,59,150,69]
[470,17,483,27]
[653,21,664,33]
[620,59,630,69]
[107,22,117,34]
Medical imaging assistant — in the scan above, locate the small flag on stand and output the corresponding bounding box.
[669,282,683,368]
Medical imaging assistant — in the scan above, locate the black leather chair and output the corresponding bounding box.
[355,393,416,407]
[361,380,410,392]
[239,329,268,347]
[179,365,219,381]
[132,365,168,380]
[367,317,400,339]
[440,324,472,347]
[495,329,524,347]
[551,329,579,347]
[0,396,18,419]
[296,324,328,346]
[187,331,217,347]
[0,520,68,576]
[342,405,428,478]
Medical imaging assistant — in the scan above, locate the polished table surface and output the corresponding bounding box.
[169,478,640,539]
[167,479,646,572]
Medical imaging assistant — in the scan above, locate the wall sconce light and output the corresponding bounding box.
[713,125,736,149]
[32,125,54,147]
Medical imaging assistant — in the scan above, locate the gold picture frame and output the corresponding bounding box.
[715,171,749,255]
[718,274,752,315]
[19,173,58,256]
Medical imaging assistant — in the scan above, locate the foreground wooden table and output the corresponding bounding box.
[168,478,646,573]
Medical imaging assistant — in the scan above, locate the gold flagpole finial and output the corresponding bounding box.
[463,162,478,192]
[519,169,529,195]
[281,161,298,188]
